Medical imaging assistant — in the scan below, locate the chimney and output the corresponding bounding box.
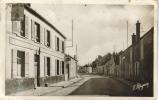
[136,20,140,41]
[132,33,136,44]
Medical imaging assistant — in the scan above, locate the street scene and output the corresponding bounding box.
[5,3,154,97]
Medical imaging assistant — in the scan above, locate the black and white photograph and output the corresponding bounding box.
[2,1,157,98]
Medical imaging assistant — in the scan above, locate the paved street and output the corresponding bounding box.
[42,75,134,96]
[69,76,133,96]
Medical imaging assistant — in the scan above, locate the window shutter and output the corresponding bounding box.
[59,61,61,75]
[12,48,17,78]
[12,21,20,35]
[50,32,52,48]
[50,58,52,75]
[59,39,61,52]
[25,16,29,38]
[40,26,44,44]
[55,59,57,75]
[44,28,47,46]
[62,41,64,53]
[25,52,29,77]
[31,19,35,41]
[55,36,57,51]
[44,56,47,76]
[60,61,62,75]
[59,40,62,52]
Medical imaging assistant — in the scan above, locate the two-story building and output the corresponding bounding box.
[5,4,66,94]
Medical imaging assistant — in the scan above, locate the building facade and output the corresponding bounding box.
[65,55,78,80]
[5,4,66,94]
[103,21,154,96]
[117,22,154,84]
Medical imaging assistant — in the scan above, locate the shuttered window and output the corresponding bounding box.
[55,59,57,75]
[57,60,59,75]
[12,21,21,35]
[12,15,25,37]
[47,57,50,76]
[20,15,25,37]
[62,61,64,74]
[44,56,47,76]
[40,26,44,44]
[62,41,64,53]
[44,28,47,46]
[12,49,29,78]
[55,36,57,50]
[25,15,29,38]
[31,19,35,41]
[34,22,40,42]
[12,49,17,78]
[59,61,61,75]
[57,37,59,51]
[47,30,51,47]
[17,50,25,77]
[25,52,29,77]
[55,36,59,51]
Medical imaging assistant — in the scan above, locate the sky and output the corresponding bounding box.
[31,4,154,66]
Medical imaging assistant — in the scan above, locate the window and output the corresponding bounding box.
[47,57,50,76]
[20,15,25,37]
[13,15,27,37]
[17,50,25,77]
[57,60,59,75]
[62,61,64,74]
[35,22,40,42]
[57,37,59,51]
[62,41,64,53]
[47,30,50,47]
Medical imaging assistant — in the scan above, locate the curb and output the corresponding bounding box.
[40,78,83,96]
[64,78,83,88]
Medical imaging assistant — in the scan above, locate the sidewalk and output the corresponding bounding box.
[10,77,82,96]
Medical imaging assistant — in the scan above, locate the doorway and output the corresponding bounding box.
[66,64,70,80]
[34,54,40,87]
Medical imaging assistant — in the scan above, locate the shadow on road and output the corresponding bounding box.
[69,77,135,96]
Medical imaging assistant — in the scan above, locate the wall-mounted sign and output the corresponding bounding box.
[11,3,24,21]
[65,57,71,61]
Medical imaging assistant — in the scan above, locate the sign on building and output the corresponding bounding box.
[11,4,24,21]
[65,57,71,61]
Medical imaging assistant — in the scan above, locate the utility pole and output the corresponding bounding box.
[66,19,74,48]
[76,44,78,58]
[76,44,78,78]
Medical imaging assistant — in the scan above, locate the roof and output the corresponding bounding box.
[24,5,66,39]
[124,27,154,52]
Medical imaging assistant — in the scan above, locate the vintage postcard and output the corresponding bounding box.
[0,0,157,100]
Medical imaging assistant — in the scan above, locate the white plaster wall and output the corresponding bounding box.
[6,5,65,79]
[69,58,77,79]
[50,56,56,76]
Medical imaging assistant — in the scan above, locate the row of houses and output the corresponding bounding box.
[5,3,78,94]
[94,21,153,96]
[103,21,153,83]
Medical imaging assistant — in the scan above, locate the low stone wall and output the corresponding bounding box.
[5,78,34,95]
[40,75,65,86]
[5,75,65,94]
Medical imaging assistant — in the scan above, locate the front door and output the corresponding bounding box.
[66,64,70,80]
[34,54,40,87]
